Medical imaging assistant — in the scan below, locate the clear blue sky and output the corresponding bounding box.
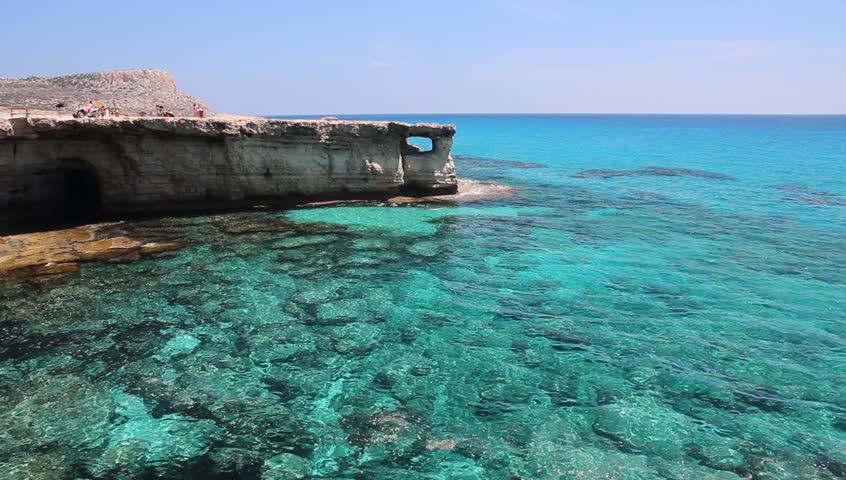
[4,0,845,114]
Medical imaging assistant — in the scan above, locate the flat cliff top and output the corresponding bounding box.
[0,69,212,117]
[0,115,456,139]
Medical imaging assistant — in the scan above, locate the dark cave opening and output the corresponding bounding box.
[60,161,102,213]
[0,159,104,235]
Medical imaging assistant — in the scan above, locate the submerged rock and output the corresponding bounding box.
[686,443,746,473]
[2,451,70,480]
[291,279,358,305]
[771,184,841,197]
[341,410,428,466]
[574,167,734,181]
[407,240,442,257]
[2,374,114,451]
[388,179,513,204]
[262,452,312,480]
[315,299,374,325]
[331,323,384,355]
[275,234,341,250]
[531,444,663,480]
[783,194,846,207]
[208,447,263,477]
[157,334,201,358]
[592,401,695,458]
[818,449,846,477]
[218,216,298,235]
[453,154,546,169]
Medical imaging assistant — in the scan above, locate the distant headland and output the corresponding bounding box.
[0,69,211,117]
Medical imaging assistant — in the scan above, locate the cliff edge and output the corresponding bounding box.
[0,116,457,225]
[0,69,212,116]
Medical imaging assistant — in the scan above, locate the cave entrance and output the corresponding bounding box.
[1,159,104,235]
[54,159,102,218]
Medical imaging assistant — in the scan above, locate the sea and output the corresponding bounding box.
[1,114,845,479]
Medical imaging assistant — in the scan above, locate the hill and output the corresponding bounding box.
[0,69,212,116]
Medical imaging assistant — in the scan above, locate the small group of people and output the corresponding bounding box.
[152,103,204,118]
[57,99,204,118]
[62,100,119,118]
[154,104,175,117]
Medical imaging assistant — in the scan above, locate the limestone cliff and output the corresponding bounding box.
[0,116,456,224]
[0,69,211,116]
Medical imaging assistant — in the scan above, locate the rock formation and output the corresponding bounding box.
[0,116,457,226]
[0,69,211,116]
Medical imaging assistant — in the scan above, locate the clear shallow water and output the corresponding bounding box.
[2,115,846,479]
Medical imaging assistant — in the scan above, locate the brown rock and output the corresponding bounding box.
[0,221,186,284]
[218,217,298,235]
[140,241,183,255]
[75,237,143,261]
[31,262,80,276]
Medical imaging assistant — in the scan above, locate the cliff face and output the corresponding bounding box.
[0,116,456,224]
[0,69,211,116]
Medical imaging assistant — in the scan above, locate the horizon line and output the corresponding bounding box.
[261,112,846,117]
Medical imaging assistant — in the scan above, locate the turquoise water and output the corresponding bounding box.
[2,114,846,479]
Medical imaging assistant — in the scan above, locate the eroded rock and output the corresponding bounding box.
[1,116,458,220]
[0,221,186,284]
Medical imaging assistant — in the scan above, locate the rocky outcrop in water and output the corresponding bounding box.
[0,116,457,224]
[574,167,734,181]
[0,69,211,116]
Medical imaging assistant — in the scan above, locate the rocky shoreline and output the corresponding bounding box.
[0,111,516,285]
[0,69,515,285]
[0,115,458,227]
[0,180,512,285]
[0,222,182,285]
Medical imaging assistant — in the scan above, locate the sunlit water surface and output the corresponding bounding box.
[2,115,845,479]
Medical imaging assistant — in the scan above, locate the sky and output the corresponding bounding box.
[3,0,845,115]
